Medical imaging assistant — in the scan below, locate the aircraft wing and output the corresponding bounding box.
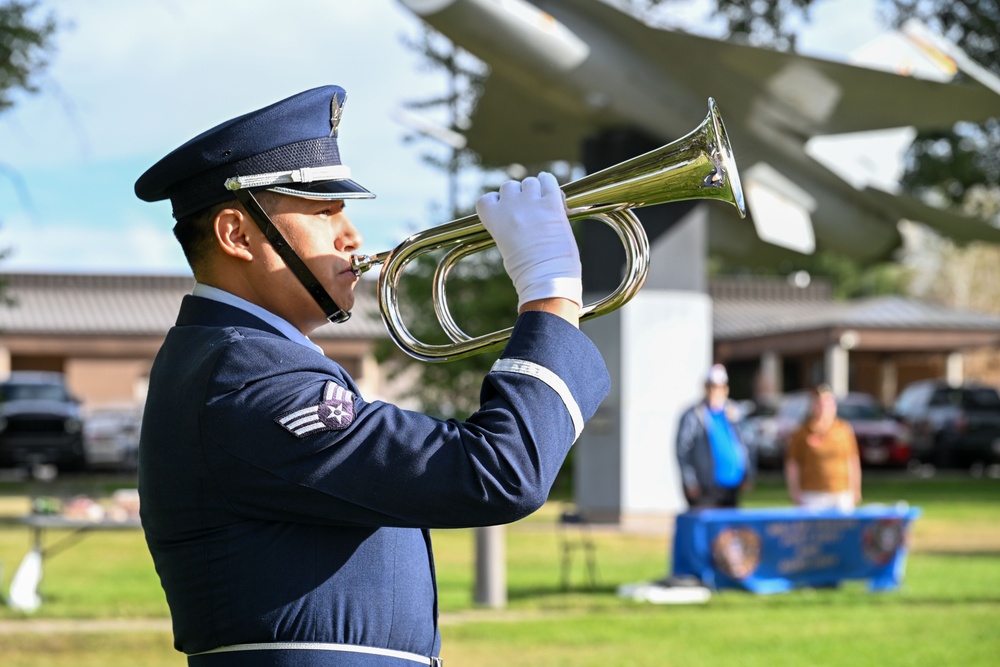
[403,0,1000,258]
[862,187,1000,245]
[464,71,597,165]
[590,5,1000,136]
[450,0,1000,164]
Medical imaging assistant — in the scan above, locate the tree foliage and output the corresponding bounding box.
[0,0,55,114]
[1,1,57,279]
[881,1,1000,206]
[711,250,912,300]
[624,0,817,48]
[711,0,813,48]
[865,1,1000,312]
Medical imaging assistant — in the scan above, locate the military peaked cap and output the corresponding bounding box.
[135,85,374,218]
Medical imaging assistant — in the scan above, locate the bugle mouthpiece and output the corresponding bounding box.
[351,252,390,277]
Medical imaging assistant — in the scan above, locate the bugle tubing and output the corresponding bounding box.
[351,98,745,363]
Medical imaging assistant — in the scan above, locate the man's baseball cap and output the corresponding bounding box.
[706,364,729,386]
[134,85,374,219]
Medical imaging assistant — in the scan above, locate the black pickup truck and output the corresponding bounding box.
[0,371,86,471]
[893,380,1000,469]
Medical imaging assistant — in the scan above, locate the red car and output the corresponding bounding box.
[771,391,912,468]
[835,392,912,468]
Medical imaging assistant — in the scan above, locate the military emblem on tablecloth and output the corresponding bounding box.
[711,527,763,579]
[862,518,905,565]
[276,380,356,437]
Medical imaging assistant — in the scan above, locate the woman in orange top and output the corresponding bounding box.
[784,384,862,511]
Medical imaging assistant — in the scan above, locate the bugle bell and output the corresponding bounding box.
[351,97,746,363]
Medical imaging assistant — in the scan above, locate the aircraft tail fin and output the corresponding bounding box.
[901,19,1000,96]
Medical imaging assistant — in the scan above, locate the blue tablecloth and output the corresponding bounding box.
[671,505,920,593]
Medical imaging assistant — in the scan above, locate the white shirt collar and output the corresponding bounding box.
[191,283,325,355]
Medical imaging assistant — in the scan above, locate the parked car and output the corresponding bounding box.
[83,405,142,470]
[736,400,782,469]
[836,392,911,468]
[0,371,86,471]
[771,391,814,460]
[758,390,910,469]
[892,380,1000,469]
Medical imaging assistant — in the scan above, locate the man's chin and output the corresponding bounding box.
[335,295,355,314]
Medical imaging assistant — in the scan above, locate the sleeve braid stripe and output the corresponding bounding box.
[490,358,584,441]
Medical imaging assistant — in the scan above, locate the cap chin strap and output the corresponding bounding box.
[231,189,351,324]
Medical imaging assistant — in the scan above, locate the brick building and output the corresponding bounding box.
[710,277,1000,404]
[0,272,398,409]
[3,272,1000,412]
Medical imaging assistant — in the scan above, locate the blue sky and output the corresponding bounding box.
[0,0,883,275]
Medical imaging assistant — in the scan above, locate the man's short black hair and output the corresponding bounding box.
[173,190,281,272]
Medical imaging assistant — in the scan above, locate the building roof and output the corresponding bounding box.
[714,293,1000,340]
[0,272,388,340]
[708,275,833,302]
[6,271,1000,351]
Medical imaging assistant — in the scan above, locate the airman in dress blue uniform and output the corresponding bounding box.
[134,85,609,666]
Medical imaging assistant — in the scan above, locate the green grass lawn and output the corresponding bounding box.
[0,473,997,666]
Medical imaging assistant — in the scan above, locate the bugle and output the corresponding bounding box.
[351,98,745,363]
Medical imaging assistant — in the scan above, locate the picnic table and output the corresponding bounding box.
[6,502,142,611]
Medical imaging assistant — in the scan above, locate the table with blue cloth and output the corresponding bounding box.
[671,505,920,594]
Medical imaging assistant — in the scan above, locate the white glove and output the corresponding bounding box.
[475,172,582,309]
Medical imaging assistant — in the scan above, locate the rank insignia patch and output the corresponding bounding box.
[276,381,356,437]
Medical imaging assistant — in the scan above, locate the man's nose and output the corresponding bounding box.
[339,216,363,253]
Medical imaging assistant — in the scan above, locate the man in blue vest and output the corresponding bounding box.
[134,85,609,666]
[676,364,753,509]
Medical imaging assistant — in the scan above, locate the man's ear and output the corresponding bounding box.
[213,207,254,261]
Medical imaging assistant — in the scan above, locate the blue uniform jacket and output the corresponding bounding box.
[139,295,609,658]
